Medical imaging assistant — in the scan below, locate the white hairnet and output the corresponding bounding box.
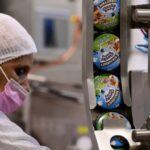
[0,13,37,64]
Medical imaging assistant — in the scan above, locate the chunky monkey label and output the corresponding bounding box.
[104,88,119,106]
[93,0,120,30]
[100,49,119,67]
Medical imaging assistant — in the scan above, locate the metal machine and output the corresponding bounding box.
[82,0,150,149]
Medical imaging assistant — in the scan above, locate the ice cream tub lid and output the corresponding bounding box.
[110,135,130,149]
[93,0,120,30]
[93,33,120,71]
[95,112,132,130]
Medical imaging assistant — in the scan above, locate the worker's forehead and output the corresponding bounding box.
[2,54,33,68]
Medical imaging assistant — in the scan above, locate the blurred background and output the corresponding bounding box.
[0,0,92,150]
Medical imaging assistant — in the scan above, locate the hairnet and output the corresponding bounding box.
[0,13,37,64]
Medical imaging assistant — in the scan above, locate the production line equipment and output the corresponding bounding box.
[82,0,150,149]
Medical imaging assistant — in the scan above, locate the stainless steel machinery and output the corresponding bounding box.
[82,0,150,149]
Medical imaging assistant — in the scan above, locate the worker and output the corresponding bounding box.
[0,13,50,150]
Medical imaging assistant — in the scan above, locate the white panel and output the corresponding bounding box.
[131,0,149,5]
[129,0,149,71]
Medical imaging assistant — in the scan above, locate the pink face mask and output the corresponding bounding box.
[0,67,29,114]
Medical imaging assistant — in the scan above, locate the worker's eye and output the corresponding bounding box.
[15,67,28,79]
